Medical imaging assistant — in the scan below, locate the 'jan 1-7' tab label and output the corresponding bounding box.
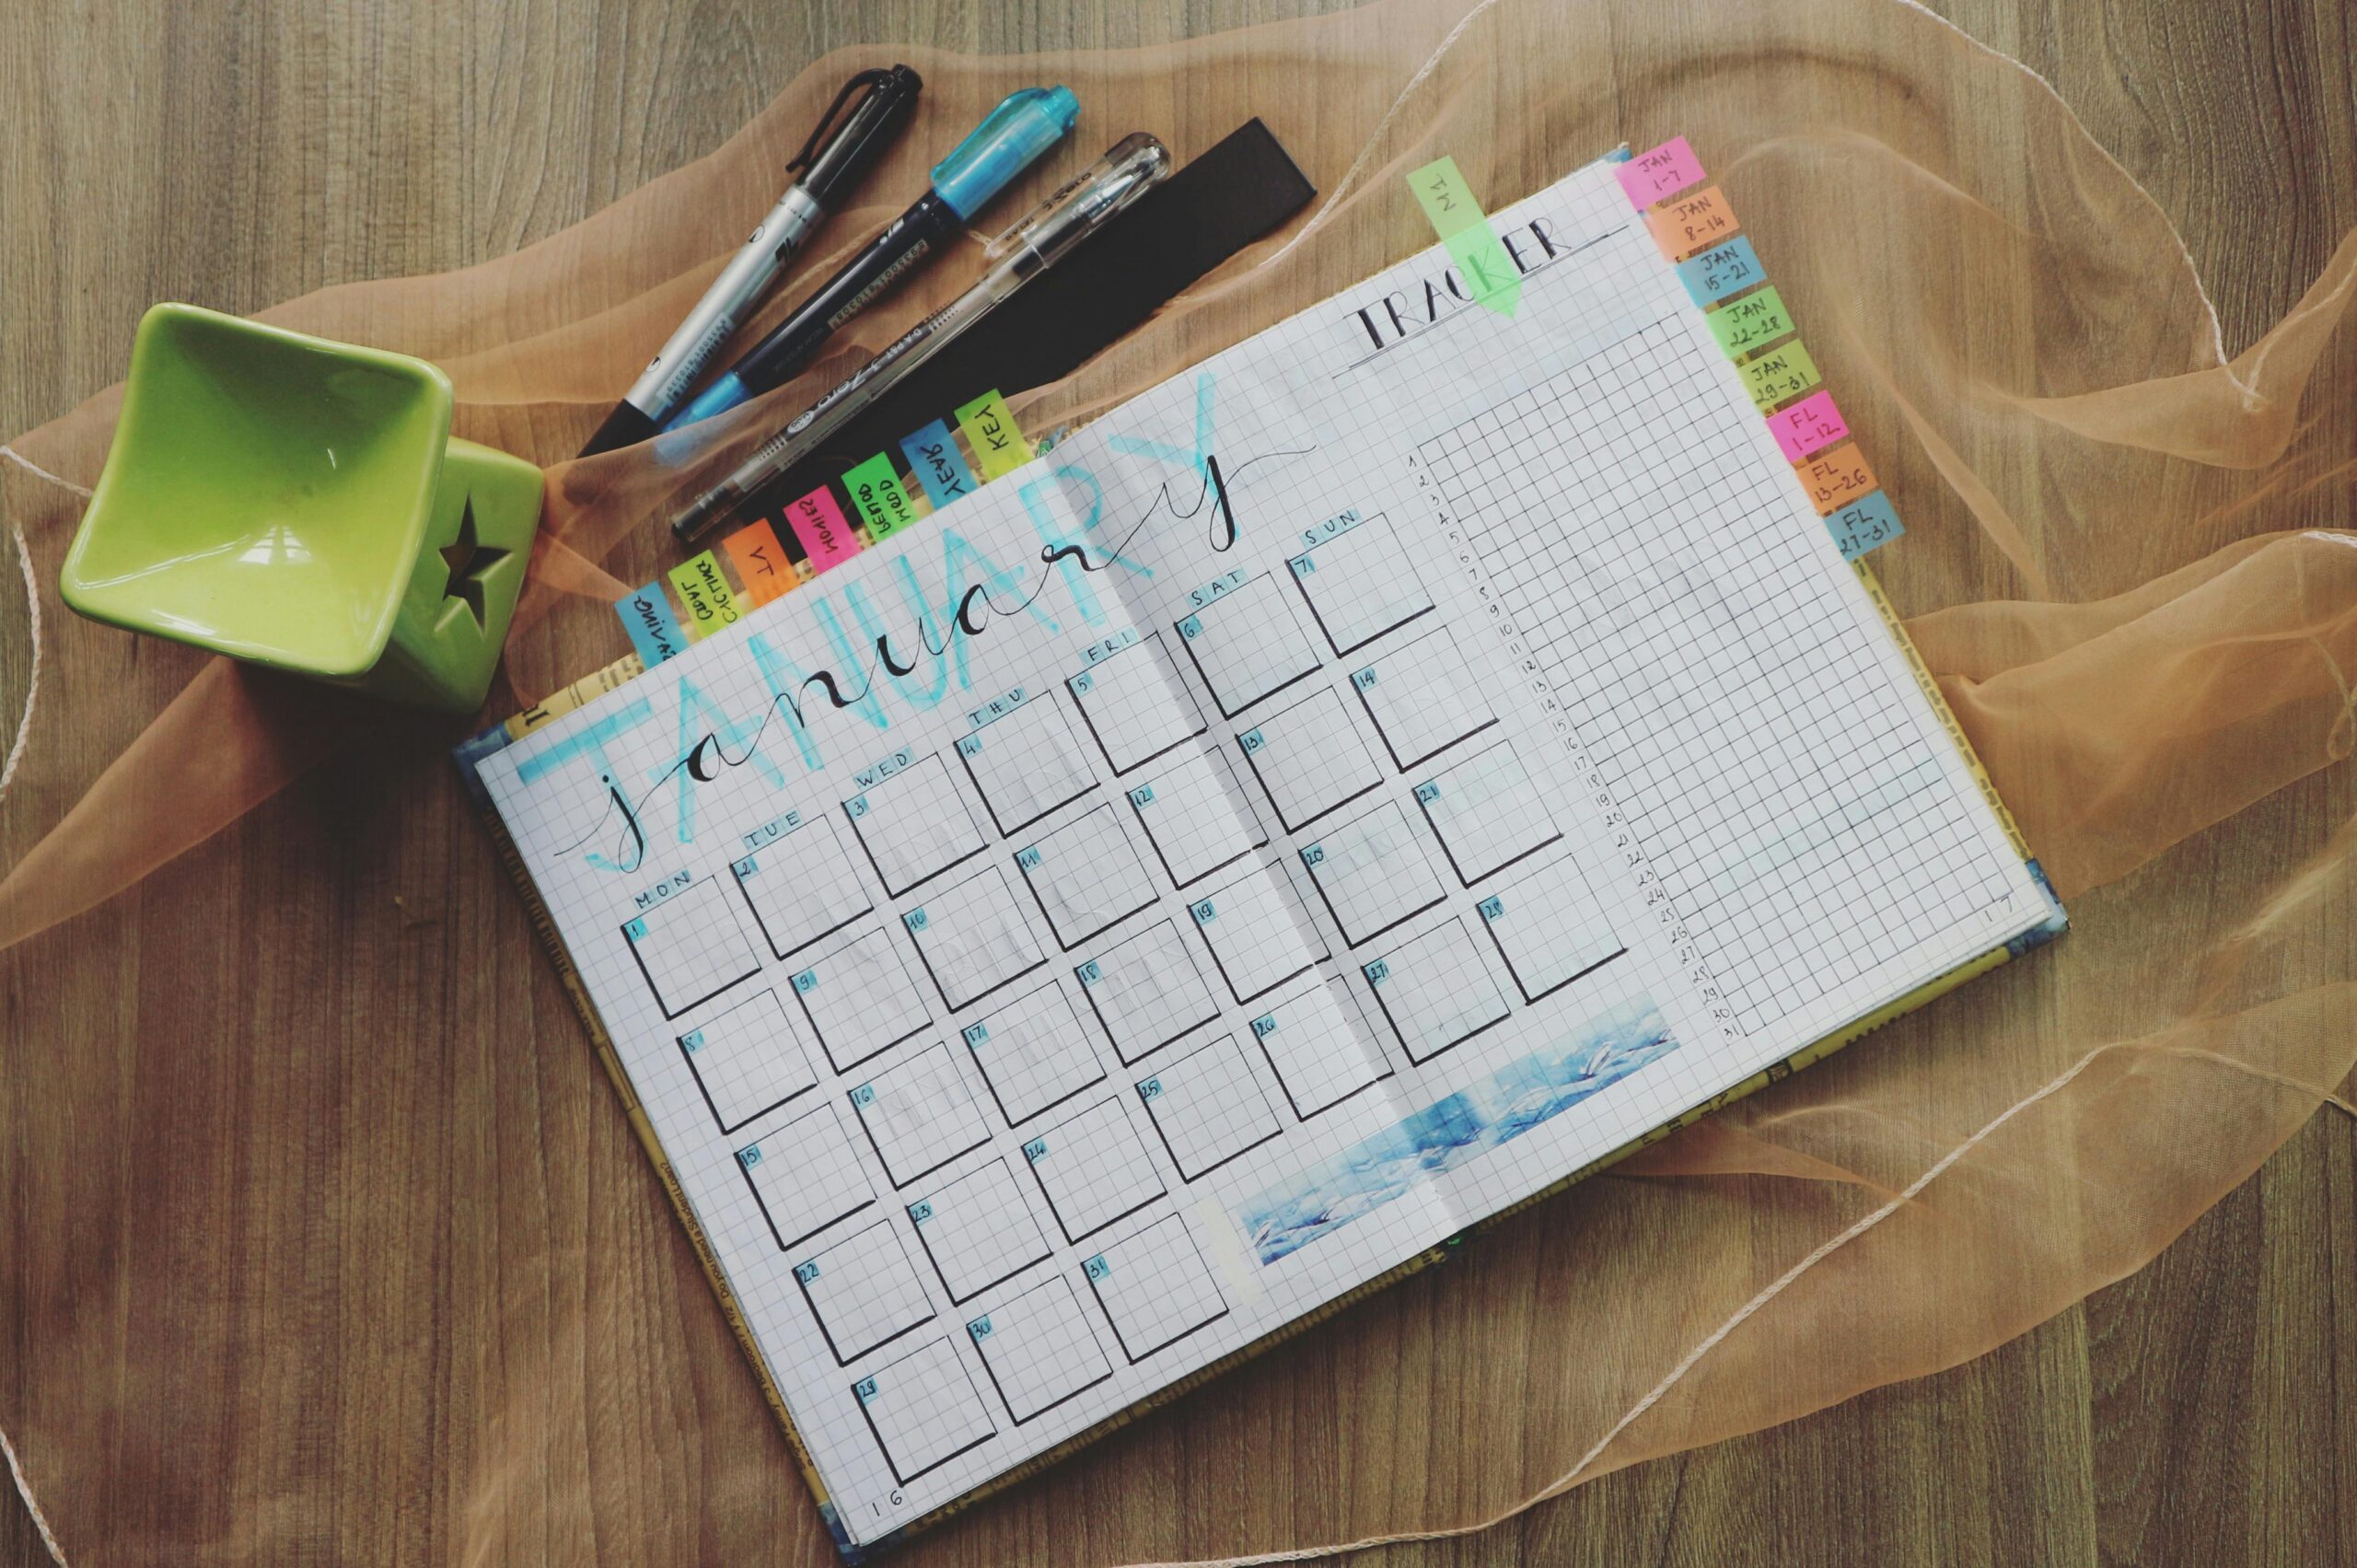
[1615,136,1707,207]
[785,485,861,574]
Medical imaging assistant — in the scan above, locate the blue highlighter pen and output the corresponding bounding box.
[665,85,1081,432]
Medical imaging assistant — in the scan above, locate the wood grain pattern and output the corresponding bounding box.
[2,0,2351,1563]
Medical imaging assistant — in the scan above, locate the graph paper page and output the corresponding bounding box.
[478,151,2049,1548]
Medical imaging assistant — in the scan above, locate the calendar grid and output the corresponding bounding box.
[476,148,2051,1551]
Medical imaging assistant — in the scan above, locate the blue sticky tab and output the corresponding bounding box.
[619,581,688,666]
[899,419,978,509]
[1826,490,1905,560]
[1674,236,1764,307]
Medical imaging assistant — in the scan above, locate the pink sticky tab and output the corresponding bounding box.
[785,485,861,573]
[1617,137,1707,207]
[1766,389,1851,462]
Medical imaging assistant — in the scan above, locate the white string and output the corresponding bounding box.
[0,1424,70,1567]
[1885,0,2243,393]
[1244,0,1506,278]
[0,524,44,813]
[0,446,94,501]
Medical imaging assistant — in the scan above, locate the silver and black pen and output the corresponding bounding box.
[576,65,922,457]
[668,132,1172,543]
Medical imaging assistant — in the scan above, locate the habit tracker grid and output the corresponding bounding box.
[476,151,2050,1554]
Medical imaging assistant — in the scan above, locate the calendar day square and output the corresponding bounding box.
[1236,686,1384,833]
[731,814,872,959]
[677,987,819,1133]
[621,877,761,1019]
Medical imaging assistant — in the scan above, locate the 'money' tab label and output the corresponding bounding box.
[785,486,861,574]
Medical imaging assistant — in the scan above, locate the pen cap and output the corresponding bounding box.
[988,134,1172,269]
[799,64,923,207]
[930,85,1081,220]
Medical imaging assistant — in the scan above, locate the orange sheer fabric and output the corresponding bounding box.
[1,0,2350,1561]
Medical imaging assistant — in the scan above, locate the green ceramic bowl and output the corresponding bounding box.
[60,302,543,712]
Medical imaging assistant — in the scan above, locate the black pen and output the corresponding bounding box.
[661,85,1079,433]
[575,65,922,457]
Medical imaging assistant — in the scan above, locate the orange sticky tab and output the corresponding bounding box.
[1799,442,1879,517]
[1646,186,1737,260]
[721,518,795,608]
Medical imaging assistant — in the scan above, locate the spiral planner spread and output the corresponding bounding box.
[460,139,2066,1560]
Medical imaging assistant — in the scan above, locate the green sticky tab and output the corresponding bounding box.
[1706,285,1795,359]
[953,389,1031,481]
[842,452,920,542]
[1408,156,1519,317]
[1738,339,1822,412]
[666,551,739,642]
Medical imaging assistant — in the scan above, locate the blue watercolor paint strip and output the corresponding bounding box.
[1826,489,1905,561]
[1674,236,1764,307]
[899,418,979,509]
[618,580,689,666]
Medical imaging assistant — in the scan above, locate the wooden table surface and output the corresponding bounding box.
[4,1,2351,1563]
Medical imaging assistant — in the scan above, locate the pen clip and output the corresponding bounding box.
[789,68,893,176]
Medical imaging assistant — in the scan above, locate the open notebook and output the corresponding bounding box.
[460,140,2063,1560]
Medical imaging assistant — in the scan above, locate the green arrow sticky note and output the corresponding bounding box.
[1408,156,1520,318]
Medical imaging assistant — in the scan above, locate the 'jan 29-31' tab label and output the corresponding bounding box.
[1737,340,1821,412]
